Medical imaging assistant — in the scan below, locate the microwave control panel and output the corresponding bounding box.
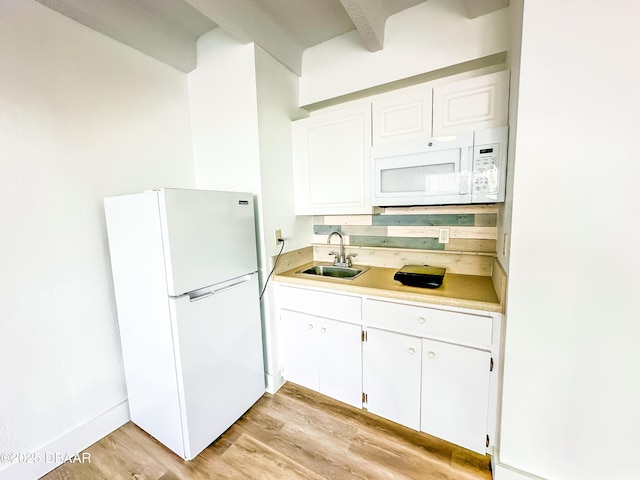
[471,125,508,203]
[472,144,500,194]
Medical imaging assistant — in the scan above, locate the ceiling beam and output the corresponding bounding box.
[183,0,304,75]
[461,0,510,19]
[36,0,214,72]
[338,0,387,52]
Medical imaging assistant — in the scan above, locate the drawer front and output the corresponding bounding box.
[277,285,361,324]
[364,298,492,347]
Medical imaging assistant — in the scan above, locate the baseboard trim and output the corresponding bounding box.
[0,401,130,480]
[492,451,546,480]
[265,372,285,395]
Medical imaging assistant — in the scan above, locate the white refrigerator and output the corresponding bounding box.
[104,188,265,460]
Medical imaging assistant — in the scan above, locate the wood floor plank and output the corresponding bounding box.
[252,391,360,451]
[86,425,170,480]
[117,420,250,480]
[221,397,369,479]
[38,457,110,480]
[219,433,325,480]
[40,382,492,480]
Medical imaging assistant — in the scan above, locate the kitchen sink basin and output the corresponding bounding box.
[297,264,369,280]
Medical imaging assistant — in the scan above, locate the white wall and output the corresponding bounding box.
[497,1,640,479]
[187,29,262,194]
[255,47,312,257]
[254,47,313,390]
[187,31,312,392]
[299,0,510,105]
[0,0,194,475]
[495,0,524,273]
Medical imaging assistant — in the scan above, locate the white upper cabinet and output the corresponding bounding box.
[291,70,510,214]
[372,85,433,145]
[432,70,510,136]
[292,102,372,215]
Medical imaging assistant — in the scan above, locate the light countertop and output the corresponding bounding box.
[274,261,502,313]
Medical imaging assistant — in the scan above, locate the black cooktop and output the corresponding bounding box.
[393,265,446,289]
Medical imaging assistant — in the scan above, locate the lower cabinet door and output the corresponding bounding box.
[318,318,363,408]
[365,328,422,430]
[421,338,491,454]
[281,311,362,408]
[281,310,320,391]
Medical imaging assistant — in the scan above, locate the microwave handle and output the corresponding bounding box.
[460,172,468,195]
[459,146,473,195]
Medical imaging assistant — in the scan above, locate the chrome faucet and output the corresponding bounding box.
[327,231,356,267]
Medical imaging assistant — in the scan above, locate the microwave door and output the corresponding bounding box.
[373,136,473,206]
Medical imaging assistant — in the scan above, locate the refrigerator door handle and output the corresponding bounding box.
[211,276,251,295]
[188,275,252,302]
[189,291,214,302]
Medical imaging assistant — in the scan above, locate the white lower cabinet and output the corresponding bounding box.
[365,328,422,430]
[421,338,491,454]
[281,309,363,408]
[363,297,495,455]
[281,309,320,392]
[277,284,500,455]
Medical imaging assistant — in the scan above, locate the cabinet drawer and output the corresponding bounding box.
[363,299,492,347]
[278,285,361,324]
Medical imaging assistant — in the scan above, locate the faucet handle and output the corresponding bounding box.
[346,253,357,267]
[328,252,339,265]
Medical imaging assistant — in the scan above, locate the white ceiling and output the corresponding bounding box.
[35,0,509,75]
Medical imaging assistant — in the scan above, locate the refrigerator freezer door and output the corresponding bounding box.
[169,273,265,460]
[159,189,258,296]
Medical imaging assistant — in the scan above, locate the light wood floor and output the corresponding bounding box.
[42,383,492,479]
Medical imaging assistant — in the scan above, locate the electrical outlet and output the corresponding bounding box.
[274,229,282,245]
[438,228,450,244]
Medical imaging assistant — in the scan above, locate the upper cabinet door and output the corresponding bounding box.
[432,70,510,137]
[292,102,372,215]
[372,86,433,145]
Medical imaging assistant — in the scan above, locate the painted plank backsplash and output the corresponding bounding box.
[313,206,498,254]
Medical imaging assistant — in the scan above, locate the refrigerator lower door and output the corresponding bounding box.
[169,273,265,460]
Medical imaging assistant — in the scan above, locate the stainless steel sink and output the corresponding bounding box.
[297,264,369,280]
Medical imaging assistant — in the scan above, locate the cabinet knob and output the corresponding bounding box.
[428,351,435,359]
[308,324,314,330]
[408,348,415,355]
[320,327,326,333]
[418,317,426,324]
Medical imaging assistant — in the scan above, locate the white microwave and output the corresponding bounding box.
[371,126,508,206]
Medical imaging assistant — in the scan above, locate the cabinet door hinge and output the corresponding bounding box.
[486,434,490,448]
[361,330,367,342]
[362,392,368,404]
[490,357,494,372]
